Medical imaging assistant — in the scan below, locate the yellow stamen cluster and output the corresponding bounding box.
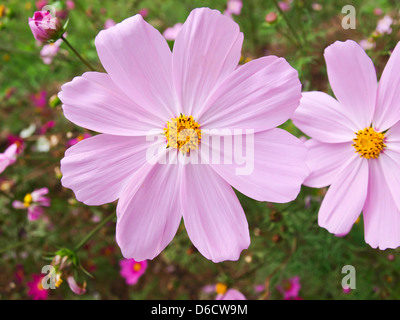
[352,127,386,159]
[133,262,142,272]
[164,114,201,154]
[215,283,228,295]
[24,193,33,208]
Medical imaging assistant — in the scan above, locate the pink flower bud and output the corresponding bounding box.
[28,11,63,42]
[265,12,278,24]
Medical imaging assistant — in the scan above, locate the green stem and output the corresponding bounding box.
[61,35,96,71]
[0,239,33,255]
[272,0,303,48]
[74,213,115,251]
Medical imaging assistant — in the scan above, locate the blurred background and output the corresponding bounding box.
[0,0,399,300]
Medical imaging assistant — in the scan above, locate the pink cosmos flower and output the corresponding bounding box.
[119,259,147,285]
[40,38,62,64]
[376,15,393,35]
[276,276,301,299]
[0,144,17,174]
[13,187,50,221]
[7,135,24,154]
[29,11,63,42]
[278,1,291,12]
[163,23,183,41]
[31,90,47,109]
[292,40,400,249]
[138,8,149,18]
[27,274,48,300]
[66,0,75,10]
[59,8,308,263]
[35,0,47,10]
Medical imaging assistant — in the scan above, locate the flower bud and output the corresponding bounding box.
[28,11,63,42]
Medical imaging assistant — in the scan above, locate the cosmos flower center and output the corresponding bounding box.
[37,279,44,291]
[24,193,33,207]
[133,262,142,272]
[352,127,386,159]
[163,114,201,154]
[215,283,228,295]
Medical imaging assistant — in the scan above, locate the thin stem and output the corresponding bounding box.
[271,0,303,48]
[0,239,34,255]
[61,35,96,71]
[74,213,115,251]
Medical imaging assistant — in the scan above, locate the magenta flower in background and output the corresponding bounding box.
[40,38,62,64]
[119,259,147,285]
[278,1,291,12]
[163,22,183,41]
[31,90,47,109]
[66,133,91,147]
[292,40,400,249]
[7,135,24,154]
[277,276,301,300]
[13,187,50,221]
[0,144,17,174]
[66,0,75,10]
[27,274,48,300]
[138,8,149,18]
[59,8,308,263]
[29,11,63,42]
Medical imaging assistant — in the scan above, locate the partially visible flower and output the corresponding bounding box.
[13,187,50,221]
[14,265,25,283]
[40,38,63,64]
[359,39,376,51]
[277,276,301,300]
[254,284,265,293]
[28,11,63,42]
[119,259,147,285]
[163,22,183,41]
[4,87,16,100]
[312,3,322,11]
[67,133,91,147]
[35,136,51,152]
[376,15,393,35]
[265,12,278,24]
[138,8,148,18]
[66,0,75,10]
[0,144,17,174]
[278,1,291,12]
[20,124,37,139]
[226,0,242,15]
[35,0,47,10]
[31,90,47,109]
[7,135,24,154]
[27,274,48,300]
[373,8,383,16]
[214,283,246,300]
[67,276,86,295]
[104,18,116,29]
[39,121,55,135]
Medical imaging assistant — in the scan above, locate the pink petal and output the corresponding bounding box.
[374,42,400,131]
[206,128,308,203]
[292,91,357,143]
[95,14,178,119]
[363,159,400,250]
[216,289,246,300]
[60,72,161,136]
[116,153,183,261]
[318,156,368,235]
[378,151,400,212]
[181,161,250,263]
[172,8,243,116]
[324,40,377,129]
[61,134,159,205]
[303,139,355,188]
[199,56,301,132]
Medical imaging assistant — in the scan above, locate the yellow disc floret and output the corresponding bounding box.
[215,283,228,295]
[164,114,201,154]
[24,193,33,208]
[133,262,142,272]
[352,127,386,159]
